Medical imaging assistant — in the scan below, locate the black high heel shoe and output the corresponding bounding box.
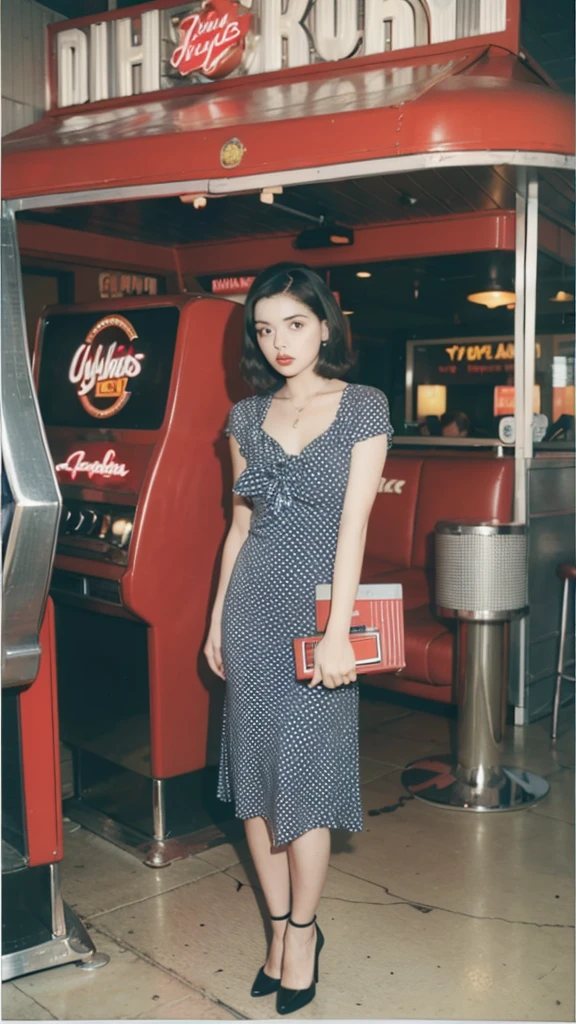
[276,915,325,1016]
[250,911,290,997]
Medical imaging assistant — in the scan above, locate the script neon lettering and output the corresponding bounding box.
[55,449,130,481]
[171,13,243,76]
[69,341,144,397]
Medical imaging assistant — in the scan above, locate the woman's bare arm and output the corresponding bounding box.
[308,433,388,688]
[210,434,253,626]
[205,434,252,679]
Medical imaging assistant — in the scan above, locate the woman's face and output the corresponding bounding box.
[254,292,329,379]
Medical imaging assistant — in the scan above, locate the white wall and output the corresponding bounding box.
[1,0,64,135]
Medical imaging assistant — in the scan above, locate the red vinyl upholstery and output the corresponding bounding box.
[361,453,515,702]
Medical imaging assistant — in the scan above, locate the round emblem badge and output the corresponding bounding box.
[220,137,246,169]
[68,315,145,420]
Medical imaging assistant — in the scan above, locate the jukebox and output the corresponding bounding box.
[33,295,245,866]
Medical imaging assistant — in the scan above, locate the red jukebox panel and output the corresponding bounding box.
[34,297,245,847]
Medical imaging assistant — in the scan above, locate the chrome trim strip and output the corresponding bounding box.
[437,606,529,621]
[5,151,574,213]
[523,170,539,465]
[435,522,526,535]
[1,203,61,688]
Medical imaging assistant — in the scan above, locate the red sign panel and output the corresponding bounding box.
[494,385,515,417]
[51,441,153,494]
[170,1,252,81]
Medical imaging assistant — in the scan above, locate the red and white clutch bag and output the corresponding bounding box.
[292,583,405,681]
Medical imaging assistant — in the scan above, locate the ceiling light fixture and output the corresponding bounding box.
[179,193,208,209]
[295,222,354,249]
[550,290,575,303]
[259,197,353,249]
[468,289,516,309]
[356,271,372,279]
[260,186,284,205]
[467,261,515,309]
[329,228,354,245]
[343,310,354,315]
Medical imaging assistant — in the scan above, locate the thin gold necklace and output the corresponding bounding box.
[273,385,342,429]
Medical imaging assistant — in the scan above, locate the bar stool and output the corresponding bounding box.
[551,563,576,741]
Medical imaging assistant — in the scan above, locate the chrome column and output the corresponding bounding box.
[1,203,61,689]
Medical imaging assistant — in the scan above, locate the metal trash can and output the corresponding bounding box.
[402,522,550,811]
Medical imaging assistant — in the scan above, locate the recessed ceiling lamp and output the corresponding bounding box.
[343,310,354,315]
[550,290,575,303]
[467,262,515,309]
[356,270,372,278]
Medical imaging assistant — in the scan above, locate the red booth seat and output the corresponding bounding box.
[361,453,514,703]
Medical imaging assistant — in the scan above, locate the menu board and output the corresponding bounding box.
[412,339,519,387]
[38,307,179,430]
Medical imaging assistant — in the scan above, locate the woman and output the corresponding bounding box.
[204,263,392,1015]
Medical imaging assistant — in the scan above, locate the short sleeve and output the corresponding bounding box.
[224,401,248,457]
[352,386,394,447]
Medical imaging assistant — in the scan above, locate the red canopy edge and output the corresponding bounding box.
[3,47,574,202]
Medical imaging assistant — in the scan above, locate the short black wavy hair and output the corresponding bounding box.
[239,262,355,392]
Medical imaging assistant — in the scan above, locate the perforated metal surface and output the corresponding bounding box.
[436,529,527,613]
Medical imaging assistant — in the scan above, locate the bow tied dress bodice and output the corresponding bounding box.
[217,383,393,847]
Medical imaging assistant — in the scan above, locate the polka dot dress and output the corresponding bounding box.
[217,383,393,847]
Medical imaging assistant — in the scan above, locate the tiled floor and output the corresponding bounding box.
[3,697,574,1022]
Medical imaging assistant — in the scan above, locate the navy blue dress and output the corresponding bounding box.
[217,383,393,846]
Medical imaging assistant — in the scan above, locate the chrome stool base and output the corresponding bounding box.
[401,755,550,812]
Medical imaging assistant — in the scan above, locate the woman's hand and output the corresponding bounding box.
[309,632,357,689]
[204,616,226,680]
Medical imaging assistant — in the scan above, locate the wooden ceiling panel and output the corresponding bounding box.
[19,167,573,248]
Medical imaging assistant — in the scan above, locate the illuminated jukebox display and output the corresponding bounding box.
[34,296,244,863]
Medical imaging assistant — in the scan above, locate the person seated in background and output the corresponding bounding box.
[417,415,442,436]
[440,410,470,438]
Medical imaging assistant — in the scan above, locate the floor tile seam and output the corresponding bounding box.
[134,991,245,1021]
[86,919,249,1021]
[223,868,398,910]
[327,863,576,930]
[83,864,225,919]
[530,807,575,826]
[9,985,59,1020]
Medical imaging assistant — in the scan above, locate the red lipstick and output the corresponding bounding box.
[276,356,294,365]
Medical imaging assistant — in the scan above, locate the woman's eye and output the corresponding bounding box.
[290,321,304,330]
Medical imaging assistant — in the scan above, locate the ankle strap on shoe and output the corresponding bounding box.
[270,911,290,921]
[288,915,317,928]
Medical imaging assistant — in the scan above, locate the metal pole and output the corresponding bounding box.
[152,778,166,840]
[457,621,508,779]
